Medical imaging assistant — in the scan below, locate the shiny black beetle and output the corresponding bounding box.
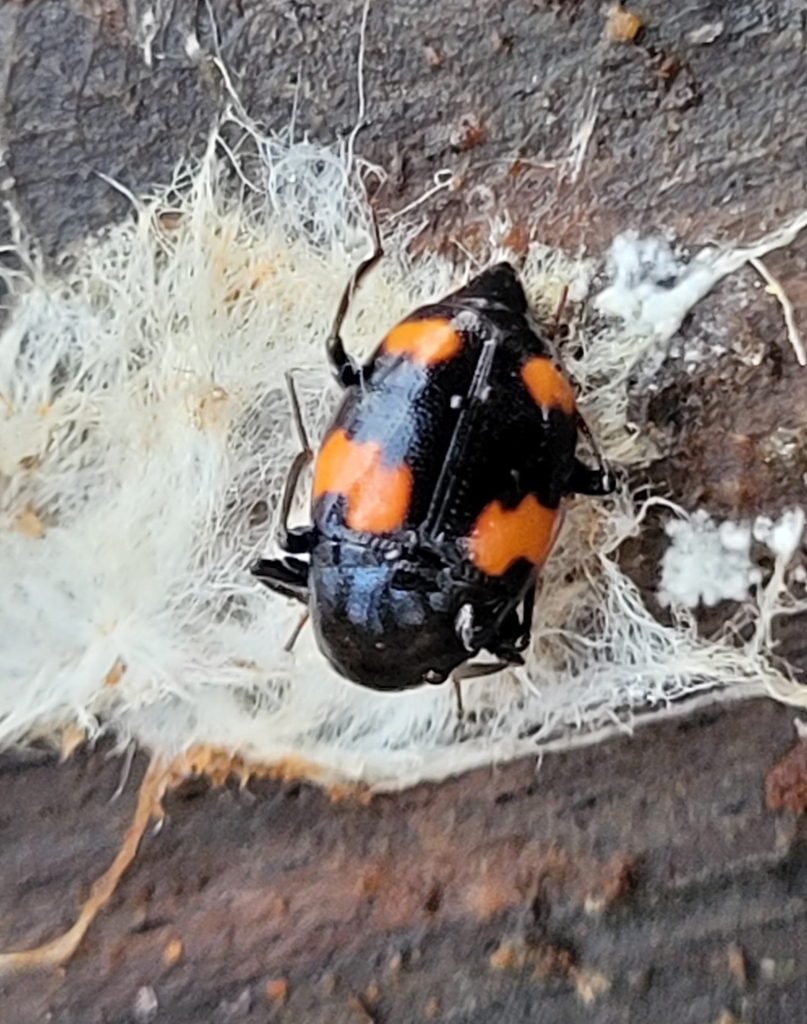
[252,226,611,696]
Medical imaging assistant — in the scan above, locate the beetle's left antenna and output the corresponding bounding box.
[326,209,384,388]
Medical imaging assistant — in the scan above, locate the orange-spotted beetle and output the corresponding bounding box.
[252,224,612,700]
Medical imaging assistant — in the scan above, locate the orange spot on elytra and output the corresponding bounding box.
[521,357,576,416]
[313,429,412,533]
[383,318,462,366]
[468,494,559,576]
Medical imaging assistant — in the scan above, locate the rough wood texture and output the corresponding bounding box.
[2,0,807,258]
[1,701,806,1023]
[2,0,807,1021]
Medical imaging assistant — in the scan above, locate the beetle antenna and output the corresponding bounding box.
[326,207,384,387]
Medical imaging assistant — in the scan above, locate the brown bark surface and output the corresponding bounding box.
[2,1,807,1021]
[2,701,806,1024]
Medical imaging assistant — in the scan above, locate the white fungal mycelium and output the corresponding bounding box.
[2,103,807,791]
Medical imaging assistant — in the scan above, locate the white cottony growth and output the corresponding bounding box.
[595,219,807,347]
[595,232,687,339]
[754,508,806,560]
[585,220,807,461]
[658,512,759,608]
[659,508,806,609]
[1,120,807,790]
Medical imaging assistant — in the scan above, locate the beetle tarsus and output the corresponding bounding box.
[284,610,310,652]
[453,677,465,720]
[516,583,536,651]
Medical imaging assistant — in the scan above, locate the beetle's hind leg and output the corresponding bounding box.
[283,610,310,652]
[326,210,383,388]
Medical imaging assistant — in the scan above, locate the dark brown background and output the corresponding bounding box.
[2,1,807,1021]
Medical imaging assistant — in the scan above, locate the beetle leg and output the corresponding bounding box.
[515,582,536,651]
[477,589,535,661]
[252,375,314,607]
[453,658,516,682]
[455,592,534,660]
[568,412,614,496]
[551,283,569,337]
[251,558,311,650]
[568,457,613,496]
[251,556,310,605]
[284,610,310,652]
[278,372,316,554]
[451,656,517,719]
[452,678,465,719]
[326,210,383,387]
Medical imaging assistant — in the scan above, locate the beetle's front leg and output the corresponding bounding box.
[252,375,315,603]
[277,373,316,553]
[251,555,310,605]
[568,457,613,497]
[251,555,312,651]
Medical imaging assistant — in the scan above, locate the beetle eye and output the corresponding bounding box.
[424,669,446,684]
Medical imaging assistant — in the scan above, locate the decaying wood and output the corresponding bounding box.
[1,700,806,1023]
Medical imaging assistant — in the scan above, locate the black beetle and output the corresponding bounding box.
[252,226,611,700]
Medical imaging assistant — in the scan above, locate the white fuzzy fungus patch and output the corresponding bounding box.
[659,507,807,611]
[2,115,807,790]
[754,508,807,560]
[596,222,807,347]
[659,513,760,609]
